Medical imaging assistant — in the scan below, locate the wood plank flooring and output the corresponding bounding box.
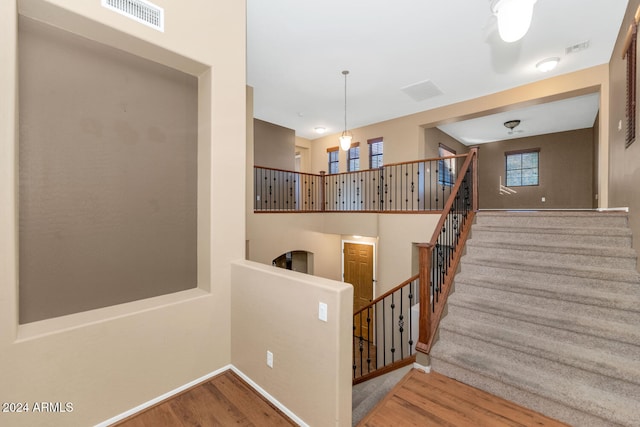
[113,370,296,427]
[357,369,571,427]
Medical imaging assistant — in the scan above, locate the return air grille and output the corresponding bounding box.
[102,0,164,32]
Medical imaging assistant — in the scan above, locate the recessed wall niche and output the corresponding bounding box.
[18,17,198,323]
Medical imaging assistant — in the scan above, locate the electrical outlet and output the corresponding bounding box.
[541,197,546,202]
[319,302,328,322]
[267,350,273,368]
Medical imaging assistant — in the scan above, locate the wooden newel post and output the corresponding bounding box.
[416,242,433,354]
[319,171,326,212]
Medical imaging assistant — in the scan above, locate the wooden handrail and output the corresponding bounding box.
[416,147,478,354]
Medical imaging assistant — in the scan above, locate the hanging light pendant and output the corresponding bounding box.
[491,0,537,43]
[339,70,353,151]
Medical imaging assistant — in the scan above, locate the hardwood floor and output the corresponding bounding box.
[113,370,296,427]
[357,369,571,427]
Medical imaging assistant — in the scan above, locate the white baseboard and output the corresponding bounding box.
[231,366,308,427]
[413,361,431,373]
[95,365,306,427]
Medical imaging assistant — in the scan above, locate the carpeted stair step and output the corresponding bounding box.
[460,255,640,287]
[452,281,640,325]
[441,301,640,361]
[438,314,640,385]
[474,211,629,228]
[471,224,633,248]
[465,240,637,270]
[430,339,640,427]
[445,292,640,347]
[454,272,640,314]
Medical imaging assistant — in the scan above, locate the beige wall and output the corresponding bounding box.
[231,260,352,426]
[247,212,441,296]
[1,0,245,425]
[609,0,640,269]
[254,118,295,170]
[478,129,594,209]
[424,127,471,159]
[247,213,344,281]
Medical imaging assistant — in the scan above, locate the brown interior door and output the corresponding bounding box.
[344,242,374,339]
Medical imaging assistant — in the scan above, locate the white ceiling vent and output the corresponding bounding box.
[102,0,164,32]
[401,80,444,102]
[566,40,590,55]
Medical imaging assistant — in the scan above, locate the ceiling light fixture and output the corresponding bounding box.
[536,57,560,72]
[314,127,327,134]
[504,119,521,134]
[491,0,537,43]
[339,70,353,151]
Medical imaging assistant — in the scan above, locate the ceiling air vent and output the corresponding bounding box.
[566,40,590,55]
[102,0,164,32]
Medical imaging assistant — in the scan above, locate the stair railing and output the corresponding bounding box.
[352,275,419,384]
[416,147,478,354]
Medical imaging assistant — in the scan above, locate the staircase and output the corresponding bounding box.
[430,210,640,427]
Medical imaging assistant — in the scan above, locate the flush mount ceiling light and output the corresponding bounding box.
[339,70,353,151]
[504,119,521,134]
[536,57,560,72]
[491,0,537,43]
[314,127,327,134]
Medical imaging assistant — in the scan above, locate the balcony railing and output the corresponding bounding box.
[255,154,468,213]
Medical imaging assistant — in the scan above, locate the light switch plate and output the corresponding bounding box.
[319,302,328,322]
[267,350,273,368]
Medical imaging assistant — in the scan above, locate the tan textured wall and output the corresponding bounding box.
[247,212,440,295]
[424,127,471,159]
[1,0,245,425]
[231,260,353,427]
[18,17,198,323]
[254,119,295,170]
[477,129,594,209]
[609,0,640,271]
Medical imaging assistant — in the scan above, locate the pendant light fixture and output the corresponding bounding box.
[491,0,537,43]
[339,70,353,151]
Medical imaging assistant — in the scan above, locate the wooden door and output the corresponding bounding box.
[344,243,374,339]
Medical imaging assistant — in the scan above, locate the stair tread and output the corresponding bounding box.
[462,254,640,283]
[472,224,632,237]
[466,239,637,258]
[454,272,640,312]
[466,238,637,257]
[453,281,640,324]
[439,314,640,384]
[431,339,640,426]
[447,292,640,345]
[440,302,640,359]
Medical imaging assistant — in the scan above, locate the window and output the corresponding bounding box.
[348,143,360,171]
[505,149,539,186]
[368,137,383,169]
[438,144,456,186]
[327,147,339,174]
[625,23,637,147]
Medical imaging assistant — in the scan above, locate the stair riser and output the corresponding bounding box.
[475,214,628,228]
[443,303,640,359]
[460,258,640,287]
[430,357,624,427]
[454,274,640,314]
[470,230,632,248]
[447,296,640,347]
[430,337,640,426]
[465,245,637,269]
[437,321,640,385]
[453,282,640,325]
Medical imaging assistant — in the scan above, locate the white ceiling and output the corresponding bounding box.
[437,92,601,145]
[247,0,628,142]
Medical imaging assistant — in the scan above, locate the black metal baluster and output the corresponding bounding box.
[390,294,396,362]
[399,287,404,359]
